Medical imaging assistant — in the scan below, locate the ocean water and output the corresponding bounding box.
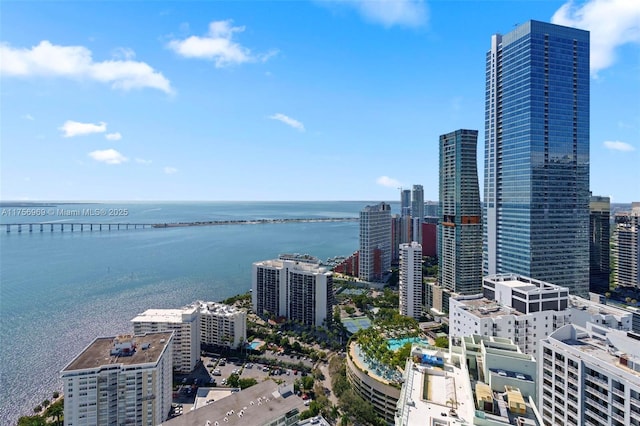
[0,201,385,424]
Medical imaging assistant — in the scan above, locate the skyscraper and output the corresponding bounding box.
[252,255,334,326]
[400,189,412,244]
[359,202,391,281]
[399,242,423,319]
[439,129,483,294]
[401,189,412,217]
[589,195,610,294]
[412,184,424,244]
[484,21,590,297]
[613,204,640,288]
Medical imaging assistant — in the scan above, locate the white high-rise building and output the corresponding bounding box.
[450,274,571,356]
[399,242,423,319]
[61,332,173,426]
[252,255,334,326]
[539,323,640,426]
[131,306,200,373]
[195,301,247,349]
[359,202,391,281]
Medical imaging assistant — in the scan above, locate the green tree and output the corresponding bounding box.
[45,399,64,426]
[42,399,50,408]
[17,416,46,426]
[226,373,240,388]
[301,376,315,392]
[238,378,258,389]
[435,336,449,348]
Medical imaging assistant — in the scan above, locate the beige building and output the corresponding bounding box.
[61,332,173,426]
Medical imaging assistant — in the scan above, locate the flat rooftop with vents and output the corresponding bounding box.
[62,331,173,372]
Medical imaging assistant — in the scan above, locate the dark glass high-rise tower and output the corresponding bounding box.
[589,195,610,294]
[483,21,590,297]
[439,129,482,294]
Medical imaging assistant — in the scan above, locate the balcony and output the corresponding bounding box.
[612,387,625,398]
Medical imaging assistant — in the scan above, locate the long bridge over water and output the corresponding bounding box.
[2,217,358,234]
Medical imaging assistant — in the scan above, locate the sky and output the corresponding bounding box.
[1,0,639,202]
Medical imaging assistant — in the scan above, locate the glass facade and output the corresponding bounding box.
[484,21,590,297]
[439,129,482,294]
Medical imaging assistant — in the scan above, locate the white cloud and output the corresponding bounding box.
[164,166,178,174]
[111,47,136,60]
[376,175,402,188]
[88,149,128,164]
[330,0,428,28]
[60,120,106,137]
[0,40,173,93]
[135,158,152,165]
[22,114,35,120]
[105,132,122,141]
[167,20,277,67]
[269,113,305,132]
[604,140,635,152]
[552,0,640,75]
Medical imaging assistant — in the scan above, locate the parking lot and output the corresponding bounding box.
[168,353,312,419]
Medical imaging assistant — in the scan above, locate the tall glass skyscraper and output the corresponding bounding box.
[439,129,482,294]
[483,21,590,297]
[359,202,391,282]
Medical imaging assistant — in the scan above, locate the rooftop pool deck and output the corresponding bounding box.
[387,336,429,351]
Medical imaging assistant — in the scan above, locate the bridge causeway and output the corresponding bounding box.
[3,223,154,233]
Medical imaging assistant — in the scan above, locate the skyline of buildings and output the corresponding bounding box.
[483,20,591,298]
[47,15,639,426]
[438,129,483,295]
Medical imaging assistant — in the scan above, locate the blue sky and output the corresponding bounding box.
[1,0,639,202]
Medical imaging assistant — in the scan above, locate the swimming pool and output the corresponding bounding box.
[247,340,265,350]
[387,337,428,351]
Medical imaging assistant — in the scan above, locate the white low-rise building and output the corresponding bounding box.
[132,306,200,373]
[396,340,542,426]
[61,332,173,426]
[195,301,247,349]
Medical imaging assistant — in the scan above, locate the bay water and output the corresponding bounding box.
[0,201,382,424]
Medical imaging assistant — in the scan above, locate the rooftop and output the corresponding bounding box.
[131,307,198,324]
[568,296,631,318]
[160,381,305,426]
[484,274,566,293]
[396,351,475,425]
[255,258,330,274]
[548,325,640,379]
[195,301,245,316]
[62,332,173,372]
[452,295,522,318]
